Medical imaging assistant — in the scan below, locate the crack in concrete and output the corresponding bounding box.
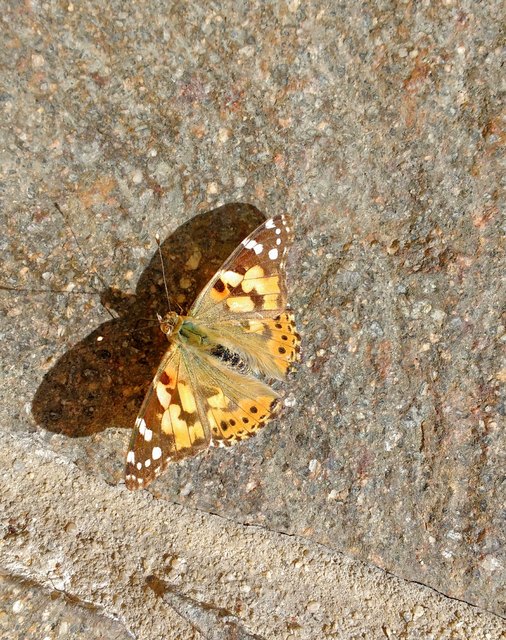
[166,496,506,622]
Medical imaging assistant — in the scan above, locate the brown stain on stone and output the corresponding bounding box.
[78,176,117,209]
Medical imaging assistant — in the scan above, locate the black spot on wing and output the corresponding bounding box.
[213,279,226,293]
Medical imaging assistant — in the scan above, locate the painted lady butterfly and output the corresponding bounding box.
[125,214,300,490]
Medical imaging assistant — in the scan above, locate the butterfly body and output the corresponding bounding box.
[164,314,210,347]
[125,214,300,490]
[160,313,254,375]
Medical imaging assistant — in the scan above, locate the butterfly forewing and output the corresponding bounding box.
[125,214,300,490]
[125,344,210,490]
[190,214,294,322]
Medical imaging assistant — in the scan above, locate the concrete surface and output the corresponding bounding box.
[0,573,130,640]
[1,0,504,638]
[2,435,505,639]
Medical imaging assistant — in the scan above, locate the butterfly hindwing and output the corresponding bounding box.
[240,311,301,378]
[202,311,301,380]
[190,214,294,322]
[187,349,280,447]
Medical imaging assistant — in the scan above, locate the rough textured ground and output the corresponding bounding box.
[1,0,504,638]
[0,573,130,640]
[2,437,505,639]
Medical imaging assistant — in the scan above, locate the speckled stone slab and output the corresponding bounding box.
[1,0,504,622]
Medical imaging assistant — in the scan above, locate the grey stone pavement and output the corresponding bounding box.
[1,1,504,638]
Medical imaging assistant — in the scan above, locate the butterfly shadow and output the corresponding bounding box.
[31,203,265,448]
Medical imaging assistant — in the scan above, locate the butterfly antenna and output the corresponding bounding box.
[155,233,171,311]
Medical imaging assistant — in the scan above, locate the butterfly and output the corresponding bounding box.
[125,214,301,490]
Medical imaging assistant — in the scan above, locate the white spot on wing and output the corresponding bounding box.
[276,238,281,245]
[275,228,281,235]
[127,451,135,464]
[253,243,263,255]
[145,459,151,467]
[268,248,278,260]
[265,218,275,228]
[144,428,153,442]
[152,446,162,460]
[136,417,147,436]
[245,239,257,249]
[136,462,142,470]
[222,270,244,287]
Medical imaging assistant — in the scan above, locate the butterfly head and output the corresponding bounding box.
[157,311,183,338]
